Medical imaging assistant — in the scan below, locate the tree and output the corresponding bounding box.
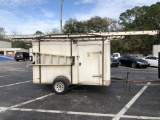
[12,41,26,48]
[51,28,59,34]
[116,2,160,55]
[63,18,85,33]
[63,16,119,33]
[0,27,6,39]
[34,31,44,35]
[107,18,121,32]
[11,29,22,35]
[119,3,160,31]
[86,16,109,32]
[44,28,59,34]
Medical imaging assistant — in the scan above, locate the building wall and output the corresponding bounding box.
[0,41,11,48]
[0,48,29,57]
[0,41,29,57]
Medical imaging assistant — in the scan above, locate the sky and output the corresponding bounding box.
[0,0,159,35]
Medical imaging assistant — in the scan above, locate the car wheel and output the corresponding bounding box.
[119,61,122,66]
[16,60,19,62]
[52,76,69,95]
[131,63,136,68]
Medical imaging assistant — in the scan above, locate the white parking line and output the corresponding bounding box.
[0,75,10,77]
[0,107,160,119]
[0,80,31,88]
[112,82,151,120]
[0,82,159,119]
[9,69,26,72]
[123,114,160,119]
[10,108,115,117]
[0,93,54,113]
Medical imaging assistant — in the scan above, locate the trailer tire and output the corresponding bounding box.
[52,76,70,95]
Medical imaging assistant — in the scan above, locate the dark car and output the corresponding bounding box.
[118,55,150,68]
[111,56,119,67]
[14,52,29,61]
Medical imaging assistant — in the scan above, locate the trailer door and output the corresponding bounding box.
[78,45,101,85]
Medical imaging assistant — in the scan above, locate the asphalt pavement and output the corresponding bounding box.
[0,61,159,120]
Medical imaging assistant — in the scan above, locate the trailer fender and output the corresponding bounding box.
[52,76,70,95]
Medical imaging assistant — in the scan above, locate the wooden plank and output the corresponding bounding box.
[32,52,70,57]
[111,78,160,83]
[30,64,71,66]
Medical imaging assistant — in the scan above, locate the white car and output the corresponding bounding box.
[142,56,158,67]
[111,53,121,59]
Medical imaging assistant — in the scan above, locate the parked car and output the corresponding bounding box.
[142,56,158,67]
[14,52,29,61]
[118,55,150,68]
[111,53,121,59]
[111,56,119,67]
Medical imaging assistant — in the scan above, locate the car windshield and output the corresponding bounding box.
[112,54,119,57]
[130,56,142,61]
[15,52,21,55]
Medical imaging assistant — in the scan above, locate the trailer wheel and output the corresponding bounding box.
[52,76,70,95]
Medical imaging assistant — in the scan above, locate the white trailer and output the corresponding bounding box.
[31,35,110,94]
[29,31,158,94]
[5,31,158,94]
[153,44,160,57]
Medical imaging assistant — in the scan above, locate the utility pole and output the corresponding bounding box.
[60,0,63,34]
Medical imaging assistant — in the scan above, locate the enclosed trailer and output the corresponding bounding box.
[30,31,158,94]
[153,44,160,57]
[5,31,158,94]
[31,34,110,94]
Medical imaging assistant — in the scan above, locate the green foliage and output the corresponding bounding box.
[0,27,6,39]
[119,2,160,31]
[34,31,44,35]
[63,16,119,33]
[111,2,160,55]
[12,41,31,49]
[63,18,86,33]
[87,16,109,32]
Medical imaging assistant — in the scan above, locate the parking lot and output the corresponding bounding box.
[0,61,160,120]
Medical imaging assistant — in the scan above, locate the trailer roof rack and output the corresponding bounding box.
[5,30,159,41]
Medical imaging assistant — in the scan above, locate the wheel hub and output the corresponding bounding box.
[54,82,65,93]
